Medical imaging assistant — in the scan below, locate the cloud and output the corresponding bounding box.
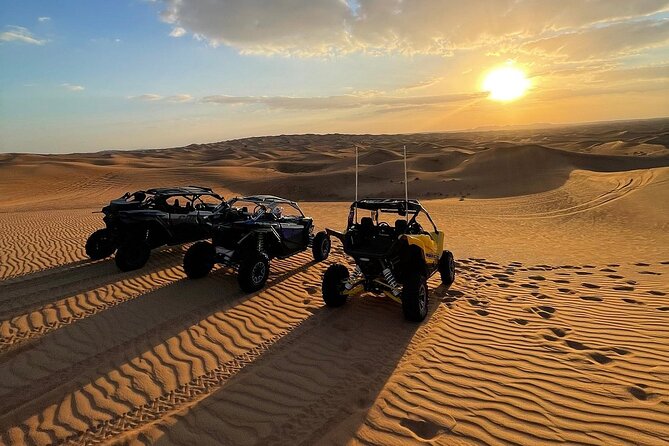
[159,0,354,54]
[156,0,669,56]
[129,93,193,102]
[0,26,47,45]
[169,27,186,37]
[521,19,669,60]
[61,83,85,91]
[130,94,163,101]
[593,64,669,83]
[393,77,445,94]
[37,17,51,22]
[165,94,193,102]
[201,92,485,110]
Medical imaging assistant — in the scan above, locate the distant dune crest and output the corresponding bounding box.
[0,118,667,209]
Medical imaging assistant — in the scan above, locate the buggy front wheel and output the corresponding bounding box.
[115,236,151,272]
[238,252,270,292]
[438,250,456,288]
[402,272,429,322]
[322,263,349,307]
[86,229,116,260]
[312,231,331,262]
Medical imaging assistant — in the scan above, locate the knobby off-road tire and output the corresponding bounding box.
[238,252,270,292]
[402,272,429,322]
[184,241,215,279]
[312,231,331,262]
[115,234,151,272]
[322,263,349,307]
[85,229,116,260]
[439,250,456,288]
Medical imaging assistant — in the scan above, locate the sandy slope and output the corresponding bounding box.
[0,119,668,446]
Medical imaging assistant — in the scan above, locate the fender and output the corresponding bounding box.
[326,228,345,242]
[402,234,441,267]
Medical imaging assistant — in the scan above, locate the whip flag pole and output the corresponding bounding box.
[355,145,359,221]
[404,145,408,221]
[355,145,359,203]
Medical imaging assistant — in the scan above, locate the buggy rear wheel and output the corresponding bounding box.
[322,263,349,307]
[439,250,456,288]
[312,231,331,262]
[238,252,270,292]
[86,229,116,260]
[184,241,215,279]
[115,235,151,272]
[402,272,429,322]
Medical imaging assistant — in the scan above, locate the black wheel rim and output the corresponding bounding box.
[418,283,427,316]
[251,261,266,284]
[321,238,330,256]
[449,257,455,280]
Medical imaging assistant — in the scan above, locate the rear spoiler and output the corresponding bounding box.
[326,228,344,242]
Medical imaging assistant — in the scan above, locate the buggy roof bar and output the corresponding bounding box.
[352,198,423,213]
[234,195,299,206]
[350,198,438,232]
[144,186,219,196]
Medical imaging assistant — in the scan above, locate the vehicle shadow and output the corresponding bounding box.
[0,246,188,321]
[0,250,324,425]
[148,290,430,446]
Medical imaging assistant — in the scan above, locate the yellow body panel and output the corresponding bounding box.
[383,290,402,303]
[343,284,364,296]
[403,231,443,267]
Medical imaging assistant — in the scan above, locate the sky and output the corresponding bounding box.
[1,0,668,153]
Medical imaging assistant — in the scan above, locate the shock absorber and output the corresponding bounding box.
[257,234,264,253]
[345,265,363,290]
[382,267,401,295]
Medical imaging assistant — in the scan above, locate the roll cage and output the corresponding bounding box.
[347,198,439,234]
[227,195,306,221]
[114,186,224,214]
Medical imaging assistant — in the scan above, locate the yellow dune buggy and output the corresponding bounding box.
[323,198,455,321]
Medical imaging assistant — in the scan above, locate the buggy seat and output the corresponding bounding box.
[343,217,400,258]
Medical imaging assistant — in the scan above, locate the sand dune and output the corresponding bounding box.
[0,119,668,445]
[2,118,667,210]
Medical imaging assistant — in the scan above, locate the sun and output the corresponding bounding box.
[483,65,530,102]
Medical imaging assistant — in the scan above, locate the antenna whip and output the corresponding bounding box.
[355,145,359,222]
[355,145,359,203]
[404,145,408,221]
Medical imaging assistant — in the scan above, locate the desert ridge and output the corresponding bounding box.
[1,119,668,211]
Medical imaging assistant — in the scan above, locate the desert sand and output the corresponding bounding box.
[0,118,668,445]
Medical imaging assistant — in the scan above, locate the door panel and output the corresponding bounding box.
[279,222,307,254]
[169,212,206,244]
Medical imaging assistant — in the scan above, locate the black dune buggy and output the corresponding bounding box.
[183,195,331,292]
[323,198,455,321]
[86,186,226,271]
